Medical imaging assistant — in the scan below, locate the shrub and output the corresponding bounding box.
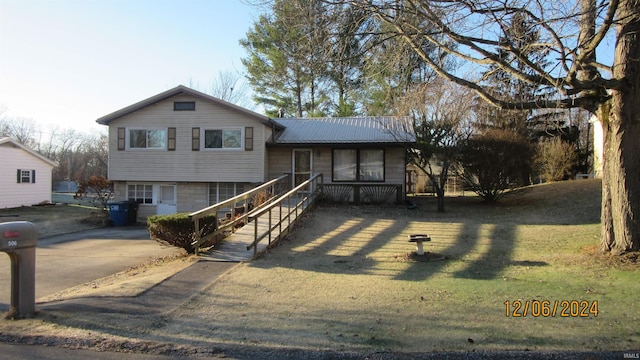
[147,213,217,254]
[535,137,577,182]
[459,129,533,202]
[74,175,113,213]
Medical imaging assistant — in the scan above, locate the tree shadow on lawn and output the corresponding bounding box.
[394,221,513,281]
[250,203,500,281]
[249,188,602,281]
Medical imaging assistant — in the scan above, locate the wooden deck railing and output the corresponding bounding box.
[246,173,323,257]
[189,174,289,254]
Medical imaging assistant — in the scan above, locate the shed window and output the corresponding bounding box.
[332,149,384,182]
[174,101,195,111]
[16,169,36,184]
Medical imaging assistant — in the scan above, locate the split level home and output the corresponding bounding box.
[96,85,416,222]
[0,137,58,208]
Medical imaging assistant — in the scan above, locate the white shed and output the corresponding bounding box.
[0,137,58,208]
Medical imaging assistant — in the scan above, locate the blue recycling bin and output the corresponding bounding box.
[108,201,130,226]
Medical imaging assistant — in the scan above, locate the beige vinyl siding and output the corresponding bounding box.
[385,147,406,185]
[114,181,235,220]
[134,204,156,223]
[267,147,293,180]
[177,182,209,213]
[107,94,269,183]
[311,147,333,180]
[113,181,188,224]
[0,144,54,208]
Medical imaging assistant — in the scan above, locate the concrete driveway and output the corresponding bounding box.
[0,226,183,311]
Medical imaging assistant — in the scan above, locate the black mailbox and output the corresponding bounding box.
[0,221,38,319]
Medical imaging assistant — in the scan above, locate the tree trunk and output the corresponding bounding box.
[425,171,447,212]
[436,187,445,212]
[600,0,640,253]
[599,104,615,252]
[436,167,450,212]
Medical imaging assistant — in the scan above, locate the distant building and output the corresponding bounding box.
[54,180,79,193]
[0,137,58,208]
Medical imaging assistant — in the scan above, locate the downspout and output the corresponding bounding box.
[272,123,276,143]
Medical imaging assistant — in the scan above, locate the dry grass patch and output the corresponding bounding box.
[0,204,105,238]
[160,179,638,352]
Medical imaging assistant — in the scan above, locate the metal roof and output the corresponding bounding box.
[271,117,416,145]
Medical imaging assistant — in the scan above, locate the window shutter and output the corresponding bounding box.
[192,127,200,151]
[168,127,176,151]
[117,127,125,150]
[31,170,36,183]
[17,169,21,183]
[245,127,253,151]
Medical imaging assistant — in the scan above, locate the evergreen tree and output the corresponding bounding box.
[240,0,330,117]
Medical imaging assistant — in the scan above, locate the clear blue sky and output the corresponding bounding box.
[0,0,261,133]
[2,1,618,135]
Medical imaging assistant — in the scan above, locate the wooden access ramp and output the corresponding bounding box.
[198,174,323,262]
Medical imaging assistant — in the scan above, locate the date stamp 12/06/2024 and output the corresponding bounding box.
[504,299,599,318]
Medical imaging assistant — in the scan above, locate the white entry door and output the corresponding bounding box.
[157,185,177,215]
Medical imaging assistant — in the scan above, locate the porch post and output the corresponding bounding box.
[353,184,360,204]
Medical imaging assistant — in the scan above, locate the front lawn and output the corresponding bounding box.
[164,179,638,352]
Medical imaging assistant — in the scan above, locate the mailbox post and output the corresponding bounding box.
[0,221,38,319]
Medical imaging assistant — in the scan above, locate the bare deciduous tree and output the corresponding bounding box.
[322,0,639,254]
[209,70,255,110]
[0,115,38,148]
[399,79,474,212]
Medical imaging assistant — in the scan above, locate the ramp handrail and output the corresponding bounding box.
[190,174,289,254]
[246,173,323,257]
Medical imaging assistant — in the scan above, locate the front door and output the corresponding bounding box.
[292,149,312,187]
[157,185,177,215]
